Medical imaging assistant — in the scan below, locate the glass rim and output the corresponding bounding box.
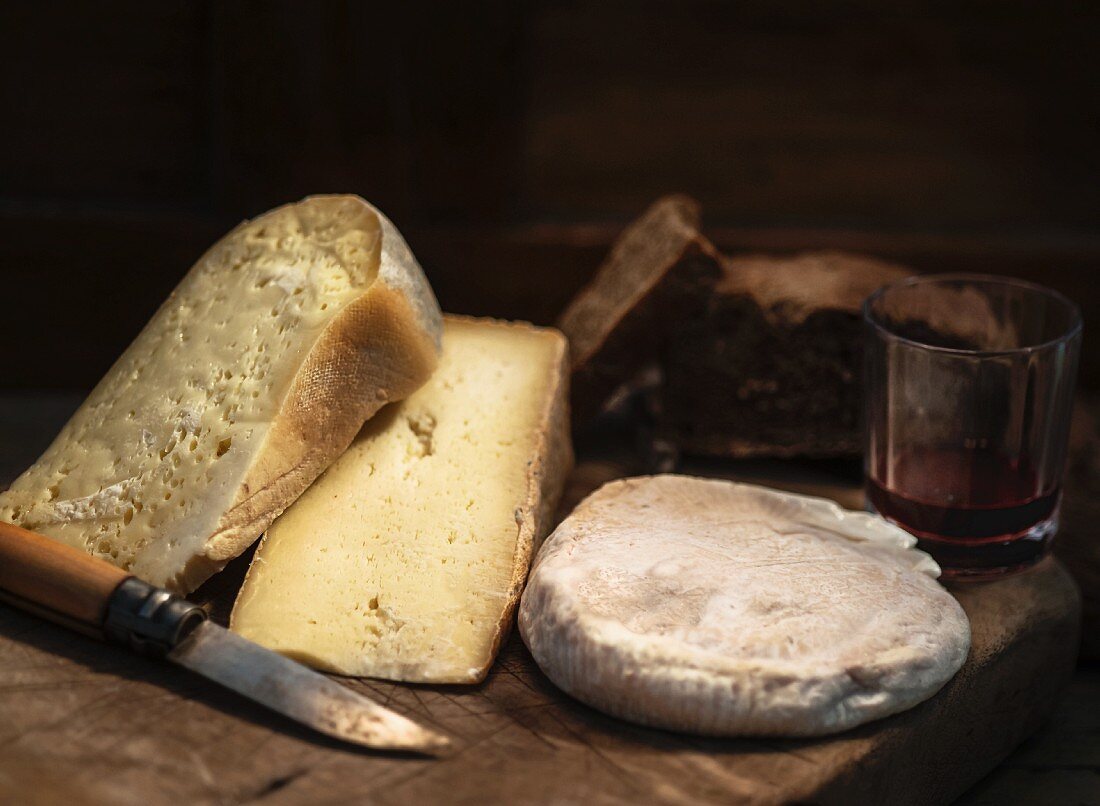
[863,272,1083,357]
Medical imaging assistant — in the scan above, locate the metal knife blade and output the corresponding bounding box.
[0,523,449,754]
[169,621,450,753]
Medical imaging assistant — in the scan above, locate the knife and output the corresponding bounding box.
[0,520,449,754]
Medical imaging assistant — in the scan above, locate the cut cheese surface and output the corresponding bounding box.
[0,196,441,592]
[519,475,971,737]
[230,316,572,683]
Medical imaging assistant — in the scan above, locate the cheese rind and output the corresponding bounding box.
[519,475,970,737]
[230,316,573,683]
[0,195,442,592]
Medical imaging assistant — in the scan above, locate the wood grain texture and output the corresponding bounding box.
[0,521,129,630]
[1063,397,1100,661]
[0,395,1090,804]
[0,555,1079,805]
[2,1,1099,392]
[957,665,1100,804]
[522,1,1100,229]
[3,215,1100,392]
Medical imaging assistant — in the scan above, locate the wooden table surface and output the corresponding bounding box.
[0,394,1097,804]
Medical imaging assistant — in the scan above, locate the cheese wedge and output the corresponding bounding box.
[519,475,971,737]
[230,316,573,683]
[0,196,442,592]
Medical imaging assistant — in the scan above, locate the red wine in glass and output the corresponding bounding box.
[866,447,1060,580]
[863,275,1080,580]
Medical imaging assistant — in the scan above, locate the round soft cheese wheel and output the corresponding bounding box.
[518,475,971,737]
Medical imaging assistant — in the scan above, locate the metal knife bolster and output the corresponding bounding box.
[0,521,450,752]
[103,577,207,656]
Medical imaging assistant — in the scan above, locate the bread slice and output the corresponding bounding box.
[556,195,721,427]
[519,475,970,737]
[661,251,909,457]
[0,195,442,592]
[230,316,572,683]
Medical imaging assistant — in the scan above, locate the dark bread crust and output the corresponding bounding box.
[556,195,722,426]
[557,196,913,458]
[661,251,910,458]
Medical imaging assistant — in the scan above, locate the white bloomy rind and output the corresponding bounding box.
[518,475,970,737]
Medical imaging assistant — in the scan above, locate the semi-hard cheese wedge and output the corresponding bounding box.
[230,316,573,683]
[519,475,971,737]
[0,196,442,592]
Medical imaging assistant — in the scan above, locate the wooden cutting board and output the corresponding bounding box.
[0,458,1081,806]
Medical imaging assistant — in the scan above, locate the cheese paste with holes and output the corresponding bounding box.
[518,475,970,737]
[0,195,441,592]
[231,316,573,683]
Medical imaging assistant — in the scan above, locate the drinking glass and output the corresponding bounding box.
[863,274,1082,580]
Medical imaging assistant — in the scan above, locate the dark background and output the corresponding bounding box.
[2,0,1098,389]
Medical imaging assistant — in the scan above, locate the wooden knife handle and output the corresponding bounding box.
[0,520,130,633]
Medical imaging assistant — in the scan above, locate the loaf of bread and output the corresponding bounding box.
[230,316,572,683]
[0,195,442,592]
[556,197,911,457]
[661,251,909,457]
[556,195,721,428]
